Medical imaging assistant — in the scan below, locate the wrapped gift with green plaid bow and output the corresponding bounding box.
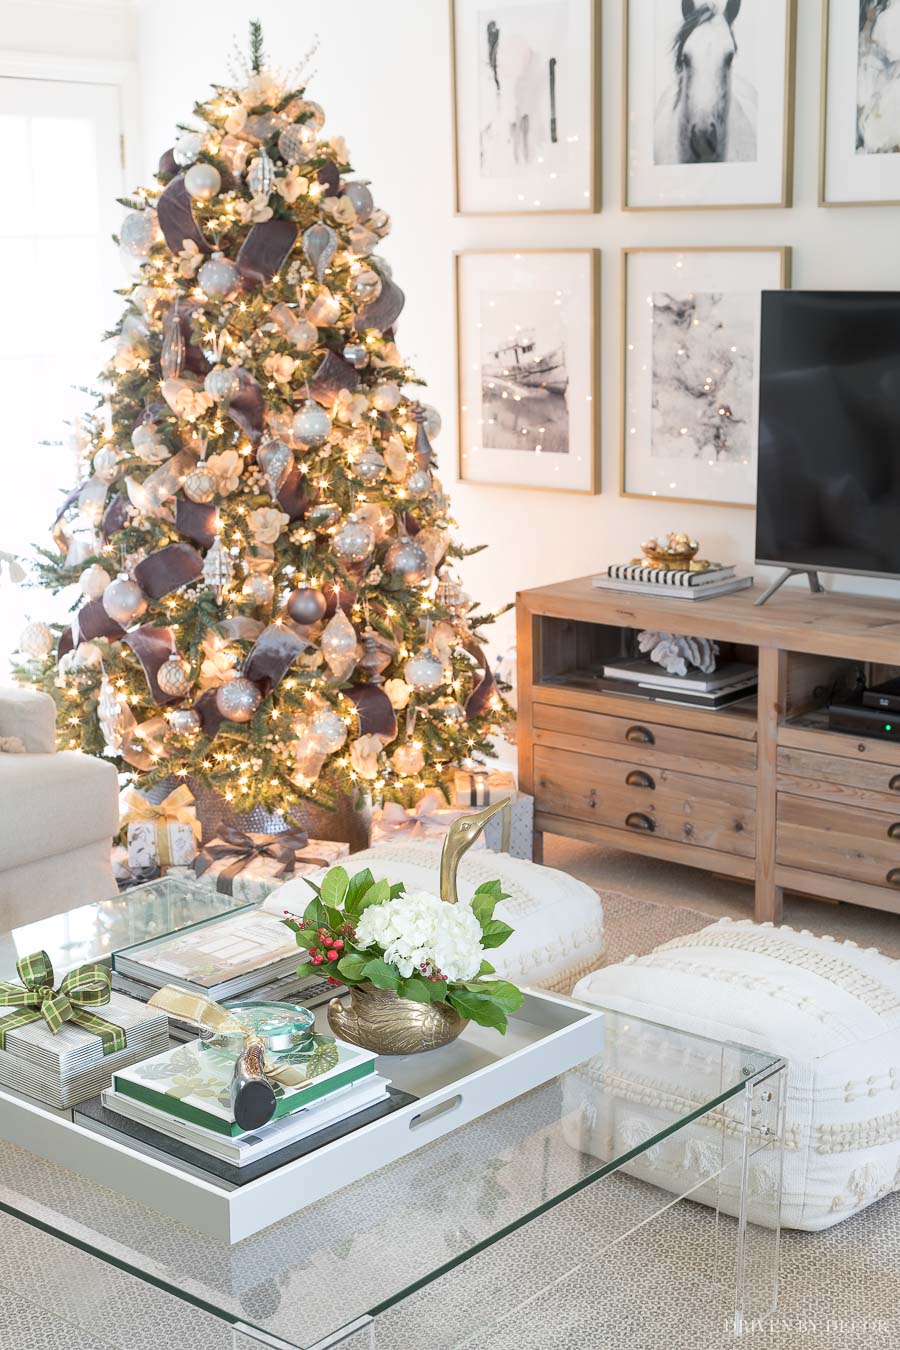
[0,951,170,1109]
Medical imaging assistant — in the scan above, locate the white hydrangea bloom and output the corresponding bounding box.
[354,889,484,982]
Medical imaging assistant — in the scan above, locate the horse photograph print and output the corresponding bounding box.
[624,0,795,208]
[821,0,900,204]
[653,0,758,166]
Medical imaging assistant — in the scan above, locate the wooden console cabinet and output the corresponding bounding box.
[516,576,900,924]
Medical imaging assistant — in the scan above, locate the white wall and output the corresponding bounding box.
[135,0,900,659]
[0,0,136,60]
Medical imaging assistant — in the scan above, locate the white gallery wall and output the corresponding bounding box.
[133,0,900,659]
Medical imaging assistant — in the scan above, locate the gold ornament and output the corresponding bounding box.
[157,654,192,698]
[183,467,217,503]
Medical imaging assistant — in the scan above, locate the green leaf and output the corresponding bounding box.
[477,958,496,977]
[320,867,350,909]
[336,952,370,983]
[465,980,524,1013]
[389,881,406,899]
[294,961,318,980]
[471,892,498,927]
[474,879,503,897]
[397,975,435,1003]
[479,919,515,950]
[344,868,375,915]
[302,897,327,932]
[324,906,344,931]
[363,958,399,991]
[447,990,509,1033]
[358,878,390,913]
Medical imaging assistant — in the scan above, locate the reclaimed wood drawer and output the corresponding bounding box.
[533,745,756,858]
[532,703,757,782]
[776,794,900,890]
[776,746,900,814]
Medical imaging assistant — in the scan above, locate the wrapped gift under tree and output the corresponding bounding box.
[370,787,534,859]
[122,784,201,874]
[193,828,350,902]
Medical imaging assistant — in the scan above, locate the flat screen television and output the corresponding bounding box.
[756,290,900,581]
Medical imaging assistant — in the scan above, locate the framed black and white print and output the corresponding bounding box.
[621,247,790,507]
[456,250,599,493]
[624,0,796,210]
[451,0,599,214]
[821,0,900,206]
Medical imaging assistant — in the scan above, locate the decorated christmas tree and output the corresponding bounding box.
[15,24,511,821]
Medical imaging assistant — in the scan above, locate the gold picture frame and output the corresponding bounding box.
[455,248,601,495]
[819,0,900,208]
[619,245,792,509]
[622,0,797,212]
[450,0,601,216]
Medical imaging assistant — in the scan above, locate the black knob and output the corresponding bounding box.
[887,869,900,888]
[625,770,655,789]
[888,823,900,840]
[625,725,655,745]
[890,775,900,792]
[625,812,655,832]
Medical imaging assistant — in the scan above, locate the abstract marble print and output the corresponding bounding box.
[857,0,900,154]
[650,290,755,466]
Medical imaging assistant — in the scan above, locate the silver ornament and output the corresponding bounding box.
[161,311,185,379]
[289,318,318,351]
[353,445,386,486]
[429,694,465,723]
[321,609,358,678]
[168,708,201,737]
[348,268,382,304]
[292,399,332,448]
[333,515,375,562]
[79,564,110,600]
[119,210,156,257]
[97,675,125,751]
[202,536,234,601]
[199,252,239,299]
[392,742,425,776]
[242,573,275,604]
[355,501,394,541]
[102,574,147,625]
[406,467,432,500]
[247,148,274,198]
[299,100,325,131]
[184,162,221,200]
[342,181,374,222]
[308,502,342,532]
[309,708,347,753]
[204,365,240,402]
[157,654,192,698]
[173,130,204,166]
[286,586,327,625]
[257,439,294,498]
[215,677,262,723]
[245,111,285,142]
[368,209,390,233]
[420,404,442,439]
[19,621,54,659]
[183,467,216,503]
[278,122,316,164]
[404,647,445,692]
[302,223,337,283]
[131,423,167,463]
[371,382,402,412]
[342,342,369,369]
[385,536,429,584]
[92,447,119,484]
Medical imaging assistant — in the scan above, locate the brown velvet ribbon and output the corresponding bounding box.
[228,370,265,443]
[354,275,405,334]
[243,624,309,696]
[67,600,126,658]
[157,147,178,179]
[156,174,210,256]
[310,351,359,405]
[194,827,329,892]
[175,498,219,549]
[276,466,315,522]
[123,624,178,705]
[347,684,397,741]
[133,543,203,600]
[194,688,228,739]
[318,162,340,195]
[463,640,498,721]
[173,300,209,376]
[237,219,298,287]
[101,495,130,541]
[323,581,356,617]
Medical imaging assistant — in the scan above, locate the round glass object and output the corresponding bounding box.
[201,1001,316,1059]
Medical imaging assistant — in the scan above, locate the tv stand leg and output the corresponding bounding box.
[755,568,823,607]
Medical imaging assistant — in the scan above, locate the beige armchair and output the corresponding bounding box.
[0,686,118,928]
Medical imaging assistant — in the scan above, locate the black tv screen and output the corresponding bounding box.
[756,291,900,579]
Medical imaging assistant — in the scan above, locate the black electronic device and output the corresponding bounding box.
[862,675,900,713]
[827,691,900,741]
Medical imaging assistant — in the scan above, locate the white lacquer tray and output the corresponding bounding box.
[0,989,603,1243]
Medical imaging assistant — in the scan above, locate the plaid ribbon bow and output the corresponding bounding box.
[0,951,126,1055]
[194,827,329,888]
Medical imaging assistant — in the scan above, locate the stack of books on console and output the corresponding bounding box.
[85,1036,403,1178]
[600,657,758,709]
[110,899,338,1036]
[593,562,753,600]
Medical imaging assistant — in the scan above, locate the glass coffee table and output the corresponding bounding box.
[0,882,786,1348]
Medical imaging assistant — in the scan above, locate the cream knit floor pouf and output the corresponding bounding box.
[567,918,900,1231]
[276,840,605,994]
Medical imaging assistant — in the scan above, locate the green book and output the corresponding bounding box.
[112,1038,378,1138]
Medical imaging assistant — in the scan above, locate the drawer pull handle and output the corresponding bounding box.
[626,770,656,790]
[625,724,655,746]
[891,775,900,793]
[889,823,900,840]
[887,869,900,888]
[625,812,655,833]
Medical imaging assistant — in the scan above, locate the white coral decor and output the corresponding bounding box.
[354,889,485,982]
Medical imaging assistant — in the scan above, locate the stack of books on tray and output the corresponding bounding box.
[593,563,753,600]
[86,1036,404,1178]
[600,657,758,709]
[110,898,337,1034]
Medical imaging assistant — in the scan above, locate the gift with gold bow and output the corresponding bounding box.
[0,950,170,1109]
[193,828,349,901]
[122,783,202,872]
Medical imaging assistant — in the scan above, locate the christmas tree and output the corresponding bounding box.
[15,24,511,819]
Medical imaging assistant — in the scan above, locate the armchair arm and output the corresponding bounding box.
[0,686,56,754]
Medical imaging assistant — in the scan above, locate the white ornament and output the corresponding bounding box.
[102,574,147,625]
[173,130,204,166]
[198,252,239,298]
[184,162,221,200]
[333,516,375,563]
[371,382,402,412]
[391,742,425,776]
[79,564,110,600]
[204,365,240,402]
[321,609,359,679]
[131,423,168,464]
[404,647,445,692]
[19,621,54,659]
[242,573,275,604]
[310,708,348,754]
[92,447,119,485]
[203,536,234,601]
[291,399,332,448]
[119,210,157,259]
